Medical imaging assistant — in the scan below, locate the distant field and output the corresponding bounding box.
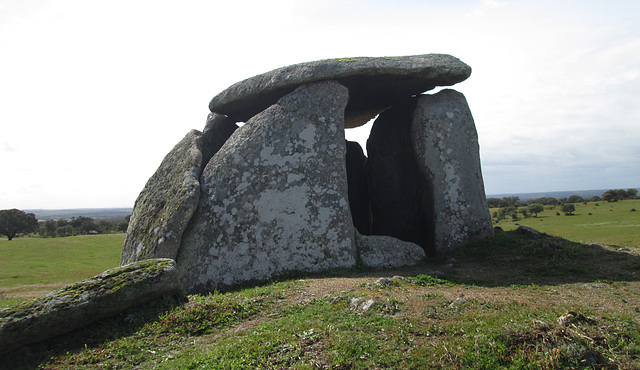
[491,199,640,247]
[0,234,124,307]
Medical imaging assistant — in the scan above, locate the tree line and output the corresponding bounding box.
[488,188,638,222]
[0,209,130,240]
[38,216,130,238]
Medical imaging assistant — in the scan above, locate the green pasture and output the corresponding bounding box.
[0,234,123,307]
[492,199,640,247]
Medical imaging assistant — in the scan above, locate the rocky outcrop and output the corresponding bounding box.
[411,89,494,252]
[176,81,356,292]
[209,54,471,128]
[0,259,184,354]
[355,232,426,268]
[120,54,493,293]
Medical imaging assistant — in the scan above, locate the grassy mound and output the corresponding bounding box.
[2,229,639,369]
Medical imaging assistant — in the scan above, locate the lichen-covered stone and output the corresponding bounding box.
[411,89,493,252]
[0,259,184,354]
[355,231,426,268]
[177,81,357,293]
[121,130,204,265]
[209,54,471,128]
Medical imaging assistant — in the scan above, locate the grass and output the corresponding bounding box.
[2,228,640,369]
[492,199,640,247]
[0,234,123,307]
[1,204,639,368]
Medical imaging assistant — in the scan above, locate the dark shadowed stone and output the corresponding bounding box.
[345,140,371,235]
[210,54,471,128]
[366,98,436,254]
[177,81,356,293]
[121,130,204,265]
[0,259,184,354]
[201,112,238,170]
[411,89,493,252]
[355,231,425,268]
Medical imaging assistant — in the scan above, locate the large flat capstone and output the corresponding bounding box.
[209,54,471,128]
[177,81,357,293]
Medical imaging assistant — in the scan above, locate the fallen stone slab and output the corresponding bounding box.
[0,259,184,354]
[209,54,471,128]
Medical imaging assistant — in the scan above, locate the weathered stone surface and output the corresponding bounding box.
[121,116,237,266]
[201,112,238,170]
[355,231,426,268]
[345,140,371,235]
[121,130,204,265]
[366,98,436,254]
[0,259,184,354]
[177,81,357,293]
[210,54,471,128]
[411,89,493,252]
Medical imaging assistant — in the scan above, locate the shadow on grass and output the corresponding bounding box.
[421,227,640,287]
[295,227,640,288]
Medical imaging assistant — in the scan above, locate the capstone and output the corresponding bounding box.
[209,54,471,128]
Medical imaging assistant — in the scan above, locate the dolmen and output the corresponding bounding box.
[121,54,493,293]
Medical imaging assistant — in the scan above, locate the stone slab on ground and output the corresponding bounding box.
[0,259,184,354]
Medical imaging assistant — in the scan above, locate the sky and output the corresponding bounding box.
[1,0,638,209]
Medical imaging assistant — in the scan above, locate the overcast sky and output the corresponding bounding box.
[1,0,638,209]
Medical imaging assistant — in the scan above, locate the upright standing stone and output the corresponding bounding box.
[366,98,436,254]
[411,89,493,252]
[177,81,357,293]
[121,130,205,265]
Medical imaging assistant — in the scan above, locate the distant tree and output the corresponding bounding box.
[497,208,506,220]
[520,208,529,218]
[561,204,576,215]
[0,209,39,240]
[56,225,74,237]
[603,189,638,202]
[503,196,523,207]
[527,204,544,217]
[40,219,57,238]
[567,195,584,204]
[117,221,129,233]
[97,219,112,234]
[487,198,502,208]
